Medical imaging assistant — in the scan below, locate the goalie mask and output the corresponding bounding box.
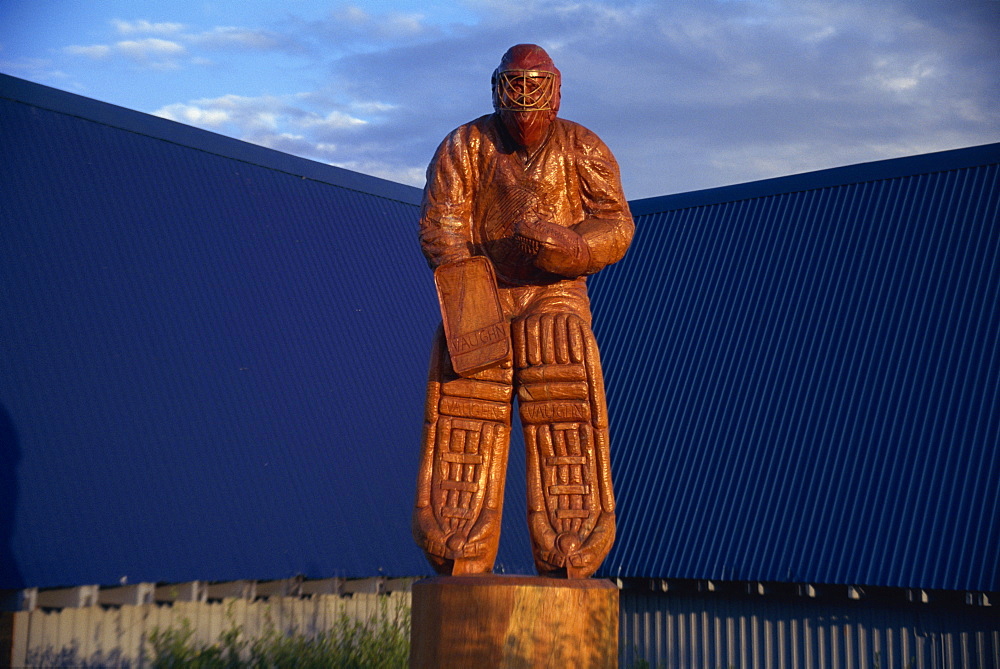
[492,44,561,149]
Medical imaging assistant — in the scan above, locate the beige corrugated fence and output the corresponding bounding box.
[9,590,410,667]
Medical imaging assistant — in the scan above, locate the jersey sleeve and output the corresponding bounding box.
[418,124,479,268]
[573,127,635,274]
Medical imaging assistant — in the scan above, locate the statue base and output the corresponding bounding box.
[409,575,618,668]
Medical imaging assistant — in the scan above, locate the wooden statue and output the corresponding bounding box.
[413,44,634,579]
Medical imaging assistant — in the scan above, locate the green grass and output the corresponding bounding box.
[148,598,410,668]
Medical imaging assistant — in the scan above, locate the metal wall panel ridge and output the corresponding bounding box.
[591,144,1000,591]
[619,590,1000,669]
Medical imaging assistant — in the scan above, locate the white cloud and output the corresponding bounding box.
[116,38,186,61]
[867,56,938,93]
[58,19,299,74]
[63,45,112,59]
[321,5,437,43]
[332,160,427,188]
[153,93,356,136]
[0,57,69,83]
[350,101,398,114]
[149,90,390,175]
[300,111,368,130]
[381,13,426,37]
[257,133,329,156]
[335,5,424,34]
[161,94,288,130]
[190,26,284,50]
[112,19,184,36]
[155,103,230,126]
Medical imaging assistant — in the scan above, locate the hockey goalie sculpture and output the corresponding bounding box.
[413,44,634,579]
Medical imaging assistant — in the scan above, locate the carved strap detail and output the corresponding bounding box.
[529,422,600,533]
[432,414,504,532]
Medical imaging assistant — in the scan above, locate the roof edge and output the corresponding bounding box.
[0,73,423,206]
[630,142,1000,216]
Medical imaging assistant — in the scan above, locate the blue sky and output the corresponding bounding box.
[2,0,998,199]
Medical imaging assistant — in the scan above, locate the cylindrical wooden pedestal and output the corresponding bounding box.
[409,575,618,668]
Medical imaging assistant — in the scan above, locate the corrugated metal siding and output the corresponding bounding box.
[0,81,536,588]
[592,148,1000,591]
[619,590,1000,669]
[2,74,998,594]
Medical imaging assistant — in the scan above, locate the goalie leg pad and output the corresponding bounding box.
[413,327,514,575]
[514,313,616,578]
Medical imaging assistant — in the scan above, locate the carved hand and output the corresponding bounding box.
[514,218,591,277]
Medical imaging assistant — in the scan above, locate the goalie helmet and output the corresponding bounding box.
[492,44,561,148]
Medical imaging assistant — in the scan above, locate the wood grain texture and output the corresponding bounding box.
[410,576,618,668]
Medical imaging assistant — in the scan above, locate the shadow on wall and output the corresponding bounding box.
[0,404,23,589]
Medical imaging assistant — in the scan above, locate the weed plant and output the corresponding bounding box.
[148,597,409,668]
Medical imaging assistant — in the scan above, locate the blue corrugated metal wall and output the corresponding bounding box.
[0,75,536,588]
[2,73,997,594]
[592,145,1000,591]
